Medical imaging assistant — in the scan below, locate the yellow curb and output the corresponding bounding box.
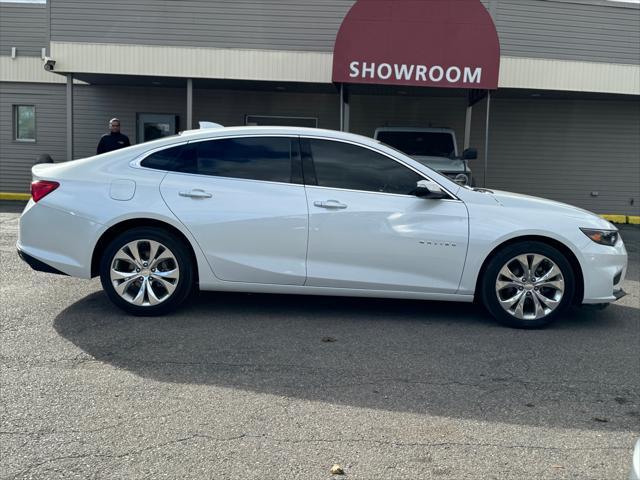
[628,216,640,225]
[0,192,30,201]
[601,214,627,224]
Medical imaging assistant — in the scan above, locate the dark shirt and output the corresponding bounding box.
[97,132,131,154]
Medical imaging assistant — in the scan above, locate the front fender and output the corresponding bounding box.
[458,206,591,295]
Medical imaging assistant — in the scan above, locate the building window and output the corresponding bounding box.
[14,105,36,142]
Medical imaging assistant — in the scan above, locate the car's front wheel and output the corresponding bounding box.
[481,241,576,328]
[99,227,194,316]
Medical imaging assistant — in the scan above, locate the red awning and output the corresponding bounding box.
[332,0,500,90]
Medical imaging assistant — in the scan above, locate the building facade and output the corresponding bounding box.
[1,0,639,215]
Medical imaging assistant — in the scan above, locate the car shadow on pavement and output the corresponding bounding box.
[54,290,640,433]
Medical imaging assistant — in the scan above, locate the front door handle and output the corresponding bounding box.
[179,189,212,199]
[314,200,347,209]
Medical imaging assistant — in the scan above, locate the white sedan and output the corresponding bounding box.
[18,126,627,328]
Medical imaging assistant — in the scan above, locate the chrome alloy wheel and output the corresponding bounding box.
[495,254,565,321]
[109,239,180,307]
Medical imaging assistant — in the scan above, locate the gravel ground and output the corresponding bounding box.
[1,206,638,479]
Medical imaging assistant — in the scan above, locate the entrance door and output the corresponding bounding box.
[137,113,178,143]
[302,138,468,293]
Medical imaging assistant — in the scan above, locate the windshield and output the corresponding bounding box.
[376,131,455,157]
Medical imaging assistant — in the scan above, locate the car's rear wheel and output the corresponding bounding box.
[481,241,575,328]
[99,227,194,316]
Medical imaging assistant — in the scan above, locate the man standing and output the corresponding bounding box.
[97,118,131,154]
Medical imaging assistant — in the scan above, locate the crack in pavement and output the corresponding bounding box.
[0,409,186,439]
[6,432,630,479]
[6,433,247,480]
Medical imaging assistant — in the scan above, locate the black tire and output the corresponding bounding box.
[480,241,576,328]
[99,227,194,316]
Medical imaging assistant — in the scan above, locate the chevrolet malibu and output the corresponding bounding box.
[17,126,627,328]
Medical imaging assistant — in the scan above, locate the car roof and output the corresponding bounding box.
[109,125,396,164]
[177,125,376,144]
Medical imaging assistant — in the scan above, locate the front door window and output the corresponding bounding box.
[307,138,423,195]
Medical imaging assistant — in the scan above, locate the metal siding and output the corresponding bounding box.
[497,57,640,95]
[0,83,66,193]
[0,3,48,57]
[192,89,340,131]
[50,0,354,52]
[476,97,640,216]
[494,0,640,64]
[49,43,335,84]
[48,0,640,65]
[0,57,69,83]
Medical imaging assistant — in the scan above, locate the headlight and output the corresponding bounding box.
[580,228,619,246]
[453,173,469,185]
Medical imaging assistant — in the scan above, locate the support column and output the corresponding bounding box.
[340,83,350,132]
[186,78,193,130]
[466,88,487,152]
[66,74,73,160]
[463,105,473,150]
[483,90,492,187]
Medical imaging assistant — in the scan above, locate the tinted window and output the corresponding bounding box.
[376,131,455,157]
[195,137,292,183]
[141,144,196,173]
[308,139,423,195]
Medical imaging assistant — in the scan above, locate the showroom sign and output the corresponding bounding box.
[348,62,484,85]
[332,0,501,90]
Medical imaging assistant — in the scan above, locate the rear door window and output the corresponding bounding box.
[194,137,293,183]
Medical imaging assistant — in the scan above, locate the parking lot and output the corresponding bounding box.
[1,204,638,479]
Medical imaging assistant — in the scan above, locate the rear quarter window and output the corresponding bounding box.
[140,144,196,173]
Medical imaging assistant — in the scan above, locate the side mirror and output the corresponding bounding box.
[462,148,477,160]
[415,179,448,199]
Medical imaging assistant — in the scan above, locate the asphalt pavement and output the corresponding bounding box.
[1,206,638,479]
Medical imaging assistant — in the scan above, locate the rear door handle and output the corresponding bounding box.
[179,189,212,199]
[314,200,347,209]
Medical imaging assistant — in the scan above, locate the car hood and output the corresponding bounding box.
[410,155,468,173]
[485,189,614,228]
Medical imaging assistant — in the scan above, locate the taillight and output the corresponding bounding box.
[31,180,59,202]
